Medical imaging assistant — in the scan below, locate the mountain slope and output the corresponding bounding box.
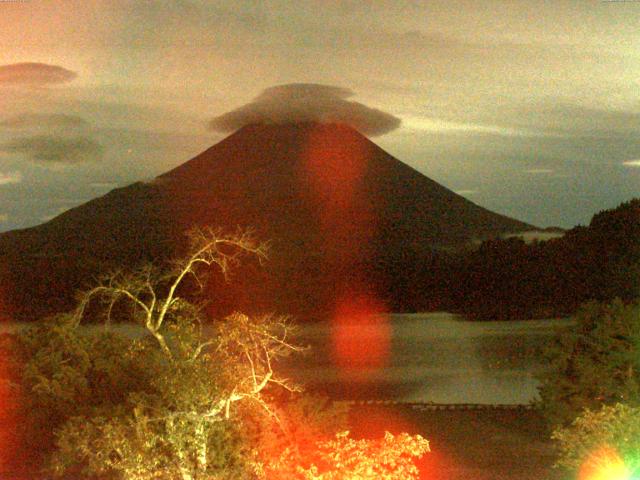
[0,122,532,320]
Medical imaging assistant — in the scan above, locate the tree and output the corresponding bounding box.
[12,313,156,473]
[18,226,431,479]
[537,299,640,427]
[20,227,303,479]
[265,430,429,480]
[552,403,640,478]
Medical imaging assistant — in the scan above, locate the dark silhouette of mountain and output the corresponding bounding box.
[0,122,533,321]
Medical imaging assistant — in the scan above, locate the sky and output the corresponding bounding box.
[0,0,639,232]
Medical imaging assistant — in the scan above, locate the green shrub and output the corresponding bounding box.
[16,228,430,479]
[552,403,640,478]
[537,299,640,426]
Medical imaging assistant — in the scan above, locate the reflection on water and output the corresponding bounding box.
[283,312,572,404]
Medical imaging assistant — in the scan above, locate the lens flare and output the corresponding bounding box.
[0,332,21,474]
[301,122,369,213]
[331,287,390,371]
[300,122,376,263]
[579,446,634,480]
[0,282,23,475]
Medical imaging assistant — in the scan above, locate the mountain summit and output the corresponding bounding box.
[0,122,532,320]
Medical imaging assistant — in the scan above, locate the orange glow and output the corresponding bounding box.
[350,404,414,438]
[301,122,369,213]
[300,123,390,371]
[0,333,21,475]
[300,123,376,262]
[579,446,632,480]
[349,405,442,479]
[0,283,23,476]
[331,286,390,371]
[0,367,13,471]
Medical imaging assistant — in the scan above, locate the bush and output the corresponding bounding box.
[265,430,430,480]
[14,315,149,466]
[537,299,640,426]
[552,403,640,478]
[15,228,431,479]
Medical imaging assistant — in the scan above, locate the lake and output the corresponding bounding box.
[281,312,571,404]
[2,312,571,405]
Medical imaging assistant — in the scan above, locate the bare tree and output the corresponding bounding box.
[74,227,268,355]
[47,227,304,480]
[21,226,431,480]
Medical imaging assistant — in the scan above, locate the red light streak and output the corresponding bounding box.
[331,286,390,371]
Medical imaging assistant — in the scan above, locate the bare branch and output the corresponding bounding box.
[154,227,268,331]
[43,226,310,480]
[189,340,216,362]
[74,285,150,327]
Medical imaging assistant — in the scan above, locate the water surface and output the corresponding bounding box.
[2,312,571,404]
[283,312,571,404]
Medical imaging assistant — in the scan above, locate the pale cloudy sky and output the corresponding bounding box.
[0,0,639,231]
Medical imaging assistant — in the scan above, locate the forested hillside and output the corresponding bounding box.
[405,198,640,320]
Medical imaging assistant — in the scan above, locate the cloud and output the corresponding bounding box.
[622,160,640,167]
[0,136,103,163]
[454,189,479,196]
[0,171,23,185]
[512,104,640,139]
[403,115,548,137]
[0,113,89,129]
[0,214,8,223]
[209,83,401,136]
[0,62,77,85]
[89,182,120,189]
[453,102,640,140]
[524,168,554,174]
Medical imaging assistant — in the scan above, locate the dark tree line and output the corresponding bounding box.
[389,198,640,320]
[2,199,637,323]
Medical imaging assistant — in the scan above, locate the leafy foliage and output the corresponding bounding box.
[537,299,640,426]
[47,316,273,480]
[265,430,429,480]
[16,227,431,479]
[552,403,640,477]
[441,198,640,320]
[15,315,149,464]
[17,229,301,479]
[241,391,350,471]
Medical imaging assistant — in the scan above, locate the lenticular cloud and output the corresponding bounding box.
[0,63,77,85]
[0,113,89,129]
[209,83,401,136]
